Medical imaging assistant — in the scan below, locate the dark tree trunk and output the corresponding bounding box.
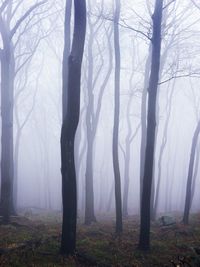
[0,48,14,223]
[113,0,122,234]
[61,0,86,255]
[183,120,200,225]
[139,0,163,251]
[0,29,15,222]
[140,45,151,207]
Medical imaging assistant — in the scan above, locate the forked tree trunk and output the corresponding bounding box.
[61,0,86,255]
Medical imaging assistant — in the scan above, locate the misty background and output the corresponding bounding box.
[1,0,200,217]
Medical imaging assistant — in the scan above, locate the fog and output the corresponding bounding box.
[6,0,198,214]
[1,0,200,263]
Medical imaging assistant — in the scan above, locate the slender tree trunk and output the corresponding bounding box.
[139,0,163,251]
[62,0,72,119]
[13,129,21,208]
[122,142,130,217]
[153,80,175,219]
[164,153,170,212]
[84,20,96,224]
[84,5,113,224]
[140,45,151,206]
[122,97,132,217]
[85,136,96,224]
[113,0,122,233]
[191,141,200,204]
[183,120,200,225]
[107,181,114,212]
[61,0,86,255]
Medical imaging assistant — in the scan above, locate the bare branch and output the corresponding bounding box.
[191,0,200,10]
[0,0,9,14]
[119,142,126,161]
[130,123,141,144]
[159,72,200,85]
[163,0,176,10]
[10,0,47,39]
[120,19,151,40]
[89,12,151,41]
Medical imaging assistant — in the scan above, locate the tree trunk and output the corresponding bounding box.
[0,39,15,222]
[183,120,200,225]
[13,129,21,208]
[191,140,200,205]
[113,0,122,234]
[122,97,132,217]
[107,181,114,212]
[84,4,113,224]
[85,136,96,224]
[84,19,96,224]
[140,45,151,207]
[62,0,72,119]
[139,0,163,251]
[61,0,86,255]
[153,80,175,219]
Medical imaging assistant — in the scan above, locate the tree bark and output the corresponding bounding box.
[61,0,86,255]
[139,0,163,251]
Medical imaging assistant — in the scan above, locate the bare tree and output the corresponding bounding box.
[0,0,47,223]
[139,0,163,251]
[84,6,113,224]
[113,0,122,233]
[60,0,86,255]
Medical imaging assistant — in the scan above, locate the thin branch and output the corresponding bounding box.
[120,19,151,40]
[191,0,200,10]
[89,12,151,41]
[163,0,176,11]
[119,142,126,161]
[159,73,200,85]
[130,123,141,144]
[0,0,9,14]
[10,0,47,39]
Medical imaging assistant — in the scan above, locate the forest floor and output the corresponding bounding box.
[0,210,200,267]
